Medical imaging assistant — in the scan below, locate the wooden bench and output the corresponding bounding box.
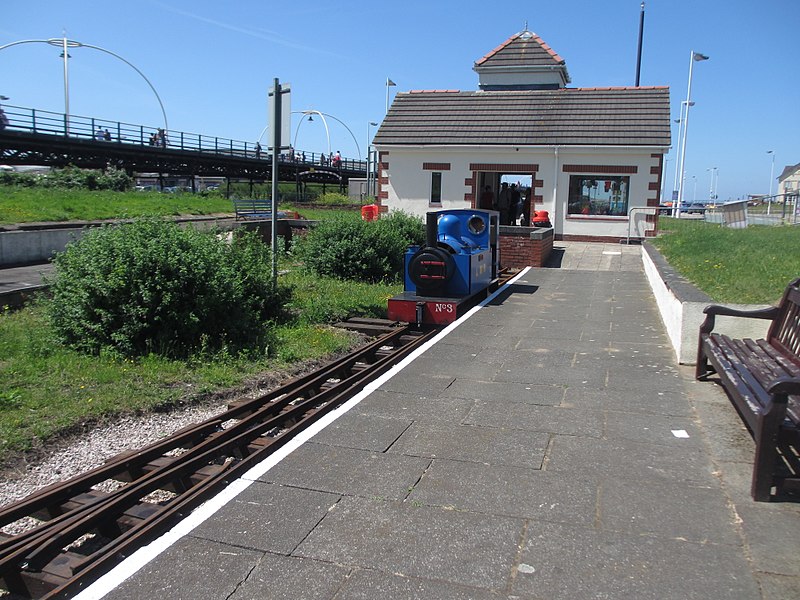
[233,198,273,221]
[696,277,800,500]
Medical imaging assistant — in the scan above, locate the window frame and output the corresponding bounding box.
[430,171,442,204]
[567,174,630,218]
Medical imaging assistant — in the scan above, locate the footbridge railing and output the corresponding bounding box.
[0,104,367,172]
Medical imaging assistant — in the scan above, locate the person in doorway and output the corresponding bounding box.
[510,183,521,224]
[479,185,494,210]
[497,182,511,225]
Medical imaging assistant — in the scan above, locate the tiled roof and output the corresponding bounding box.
[374,87,671,147]
[474,30,565,69]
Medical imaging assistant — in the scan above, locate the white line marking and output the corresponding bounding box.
[74,267,531,599]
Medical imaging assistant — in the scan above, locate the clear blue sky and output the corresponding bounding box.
[2,0,797,202]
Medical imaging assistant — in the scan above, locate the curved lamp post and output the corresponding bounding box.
[293,110,361,159]
[257,109,362,160]
[0,37,168,134]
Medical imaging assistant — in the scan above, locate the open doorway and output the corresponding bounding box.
[477,171,534,225]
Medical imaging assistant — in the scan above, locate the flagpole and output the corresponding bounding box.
[385,78,396,114]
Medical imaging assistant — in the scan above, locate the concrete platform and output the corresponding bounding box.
[76,242,799,600]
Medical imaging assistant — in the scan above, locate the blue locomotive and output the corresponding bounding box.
[389,209,500,325]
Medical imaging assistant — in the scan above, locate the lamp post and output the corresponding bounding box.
[291,109,361,160]
[767,150,775,215]
[674,51,709,218]
[707,166,718,202]
[0,36,168,135]
[671,100,693,204]
[367,121,378,197]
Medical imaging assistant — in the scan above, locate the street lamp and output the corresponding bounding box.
[767,150,775,215]
[671,100,694,203]
[367,121,378,197]
[291,109,361,159]
[0,36,168,135]
[707,167,718,202]
[674,51,709,218]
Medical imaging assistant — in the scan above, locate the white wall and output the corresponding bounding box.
[379,145,663,239]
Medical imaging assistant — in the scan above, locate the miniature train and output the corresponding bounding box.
[388,208,501,325]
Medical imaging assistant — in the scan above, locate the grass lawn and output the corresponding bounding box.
[652,218,800,304]
[0,184,362,225]
[0,270,401,462]
[0,187,236,224]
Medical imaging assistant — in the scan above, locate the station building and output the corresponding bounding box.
[373,28,671,242]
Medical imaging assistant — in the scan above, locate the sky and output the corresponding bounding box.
[1,0,798,202]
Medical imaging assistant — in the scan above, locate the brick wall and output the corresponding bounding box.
[498,226,554,268]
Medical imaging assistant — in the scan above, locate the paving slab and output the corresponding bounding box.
[104,537,262,600]
[190,482,340,554]
[294,496,523,591]
[410,459,599,527]
[258,442,429,500]
[332,569,504,600]
[228,553,351,600]
[387,421,550,469]
[514,520,760,600]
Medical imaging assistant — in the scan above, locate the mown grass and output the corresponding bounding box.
[0,186,234,224]
[0,184,363,225]
[651,218,800,304]
[0,272,401,461]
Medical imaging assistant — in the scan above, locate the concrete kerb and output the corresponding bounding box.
[642,242,772,364]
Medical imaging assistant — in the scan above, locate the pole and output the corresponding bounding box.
[61,36,69,134]
[270,78,281,287]
[674,51,708,217]
[767,151,775,215]
[635,2,645,87]
[671,101,686,204]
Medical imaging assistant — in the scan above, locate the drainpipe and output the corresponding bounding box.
[551,146,560,237]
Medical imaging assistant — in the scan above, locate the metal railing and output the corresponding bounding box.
[0,104,367,172]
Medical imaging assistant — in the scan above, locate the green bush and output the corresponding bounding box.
[47,218,289,358]
[0,166,132,191]
[294,210,423,283]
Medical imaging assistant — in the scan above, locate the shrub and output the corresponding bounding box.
[0,166,132,191]
[47,218,289,358]
[294,210,423,282]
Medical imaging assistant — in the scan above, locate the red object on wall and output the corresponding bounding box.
[361,204,379,221]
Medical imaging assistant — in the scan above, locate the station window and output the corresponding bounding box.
[567,175,629,216]
[430,172,442,204]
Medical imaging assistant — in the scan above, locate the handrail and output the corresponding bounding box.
[626,206,657,245]
[0,104,367,172]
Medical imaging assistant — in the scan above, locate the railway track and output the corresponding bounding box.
[0,321,438,599]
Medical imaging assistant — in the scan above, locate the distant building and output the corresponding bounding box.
[778,162,800,200]
[373,28,671,241]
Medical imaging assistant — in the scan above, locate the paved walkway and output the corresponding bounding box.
[68,242,797,600]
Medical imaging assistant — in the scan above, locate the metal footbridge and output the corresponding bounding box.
[0,104,367,186]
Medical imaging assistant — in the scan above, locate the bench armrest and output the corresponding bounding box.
[699,305,779,335]
[767,375,800,398]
